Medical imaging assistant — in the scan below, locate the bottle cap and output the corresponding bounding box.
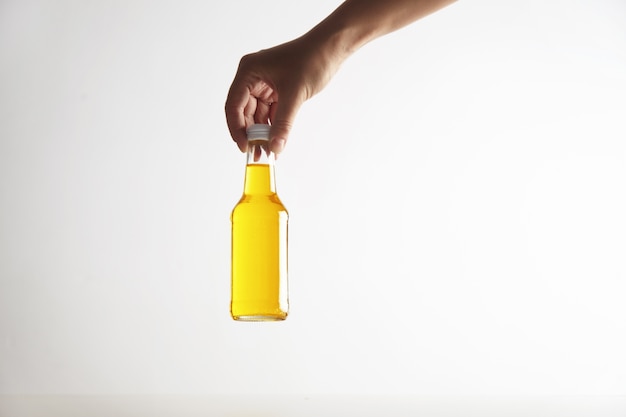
[246,124,271,141]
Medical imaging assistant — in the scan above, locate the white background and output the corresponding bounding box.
[1,0,625,414]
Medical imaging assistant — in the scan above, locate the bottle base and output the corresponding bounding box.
[232,313,287,322]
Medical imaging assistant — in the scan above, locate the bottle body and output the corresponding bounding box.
[231,127,289,321]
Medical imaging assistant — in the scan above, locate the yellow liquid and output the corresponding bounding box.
[231,164,288,321]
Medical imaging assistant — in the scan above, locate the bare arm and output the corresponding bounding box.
[311,0,458,56]
[225,0,457,154]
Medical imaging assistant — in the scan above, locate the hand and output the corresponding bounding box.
[225,0,457,155]
[225,34,342,155]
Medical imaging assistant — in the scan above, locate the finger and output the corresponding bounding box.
[269,91,304,155]
[254,100,272,125]
[225,78,251,153]
[253,142,262,162]
[243,96,258,126]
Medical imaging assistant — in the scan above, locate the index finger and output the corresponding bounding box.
[225,79,250,153]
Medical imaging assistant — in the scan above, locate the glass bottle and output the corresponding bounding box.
[231,124,289,321]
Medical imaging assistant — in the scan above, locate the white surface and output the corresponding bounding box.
[1,395,626,417]
[1,0,625,407]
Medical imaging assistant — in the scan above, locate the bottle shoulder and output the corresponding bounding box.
[232,194,288,215]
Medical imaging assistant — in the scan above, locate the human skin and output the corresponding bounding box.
[225,0,458,154]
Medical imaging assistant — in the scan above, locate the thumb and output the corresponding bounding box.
[269,92,304,155]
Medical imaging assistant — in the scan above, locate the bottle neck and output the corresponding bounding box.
[243,139,277,195]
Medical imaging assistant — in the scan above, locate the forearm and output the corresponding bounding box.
[304,0,457,62]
